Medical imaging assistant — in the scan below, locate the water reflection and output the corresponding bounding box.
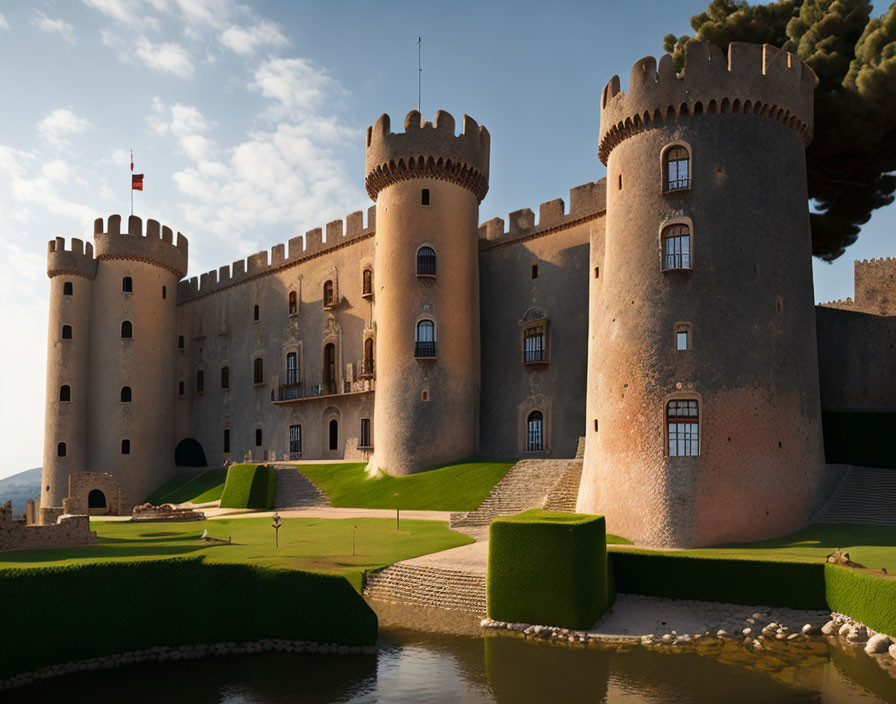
[5,628,895,703]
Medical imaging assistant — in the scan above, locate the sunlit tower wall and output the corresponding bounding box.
[366,110,490,475]
[42,238,98,510]
[578,42,825,547]
[86,215,188,508]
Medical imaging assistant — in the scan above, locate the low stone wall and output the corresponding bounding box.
[0,515,97,552]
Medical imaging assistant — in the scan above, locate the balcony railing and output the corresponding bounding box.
[663,177,691,193]
[414,341,437,358]
[277,378,374,402]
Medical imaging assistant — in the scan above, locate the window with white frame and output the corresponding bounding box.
[527,411,544,451]
[667,399,699,456]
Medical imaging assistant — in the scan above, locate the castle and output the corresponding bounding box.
[39,42,896,547]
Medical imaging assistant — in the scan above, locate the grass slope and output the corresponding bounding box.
[297,459,516,511]
[145,469,228,505]
[0,516,473,591]
[219,464,276,509]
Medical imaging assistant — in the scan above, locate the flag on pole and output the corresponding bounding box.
[131,174,144,191]
[130,149,134,172]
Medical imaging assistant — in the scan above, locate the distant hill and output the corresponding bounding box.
[0,468,41,515]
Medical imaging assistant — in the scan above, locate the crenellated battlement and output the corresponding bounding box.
[47,237,98,279]
[365,110,490,202]
[478,179,607,249]
[93,215,189,278]
[856,257,896,268]
[177,205,376,304]
[598,41,817,164]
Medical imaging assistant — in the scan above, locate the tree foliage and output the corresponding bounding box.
[664,0,896,260]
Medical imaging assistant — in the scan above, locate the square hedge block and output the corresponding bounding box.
[487,509,613,629]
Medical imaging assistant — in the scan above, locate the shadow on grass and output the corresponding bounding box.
[713,523,896,551]
[97,534,202,544]
[0,543,210,565]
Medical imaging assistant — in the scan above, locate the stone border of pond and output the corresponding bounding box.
[0,639,378,692]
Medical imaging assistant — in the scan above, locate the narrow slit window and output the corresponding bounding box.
[253,357,264,384]
[676,328,689,351]
[178,335,185,350]
[196,370,204,393]
[362,269,373,296]
[289,424,302,456]
[667,399,699,456]
[531,264,538,279]
[221,366,230,389]
[253,304,260,321]
[288,291,297,315]
[223,428,231,453]
[421,188,430,205]
[255,428,263,447]
[162,285,167,300]
[122,276,133,293]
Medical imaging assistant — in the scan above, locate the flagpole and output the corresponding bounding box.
[417,37,422,113]
[130,149,134,217]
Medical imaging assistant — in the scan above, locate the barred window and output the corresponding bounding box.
[527,411,544,452]
[663,146,690,192]
[524,326,546,363]
[416,246,436,277]
[286,352,298,385]
[288,291,298,315]
[667,399,699,456]
[415,320,436,358]
[289,424,302,455]
[662,225,691,270]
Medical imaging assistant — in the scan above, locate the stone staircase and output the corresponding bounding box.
[542,460,583,512]
[813,466,896,526]
[272,466,330,509]
[575,436,586,459]
[363,563,486,615]
[449,459,574,527]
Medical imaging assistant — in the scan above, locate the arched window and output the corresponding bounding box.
[329,419,339,451]
[663,145,690,192]
[527,411,544,452]
[323,280,335,307]
[59,385,71,402]
[416,246,436,277]
[122,276,133,293]
[414,320,436,358]
[286,352,298,385]
[63,281,73,296]
[57,442,67,457]
[178,335,185,350]
[253,357,264,384]
[289,424,302,457]
[121,320,133,338]
[667,399,699,456]
[362,337,375,376]
[120,386,132,403]
[362,268,373,297]
[221,366,230,389]
[88,489,106,508]
[288,290,298,315]
[662,225,691,271]
[121,439,130,455]
[62,325,72,339]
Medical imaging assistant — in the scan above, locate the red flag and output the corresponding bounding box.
[132,174,144,191]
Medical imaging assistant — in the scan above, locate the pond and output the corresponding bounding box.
[7,627,896,703]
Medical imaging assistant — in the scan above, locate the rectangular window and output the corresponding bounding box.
[286,352,298,385]
[421,188,430,205]
[178,381,185,396]
[359,418,371,448]
[223,428,230,453]
[289,424,302,456]
[221,366,230,389]
[662,226,691,270]
[676,330,688,351]
[523,327,546,363]
[255,428,263,447]
[253,304,260,321]
[667,399,699,456]
[531,264,538,279]
[665,153,690,191]
[253,358,264,384]
[196,370,204,393]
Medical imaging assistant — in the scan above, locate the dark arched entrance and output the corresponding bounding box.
[329,419,339,451]
[88,489,106,508]
[175,438,208,467]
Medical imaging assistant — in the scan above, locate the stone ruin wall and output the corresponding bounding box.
[0,501,96,552]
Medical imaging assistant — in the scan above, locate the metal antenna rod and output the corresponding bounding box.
[417,37,422,113]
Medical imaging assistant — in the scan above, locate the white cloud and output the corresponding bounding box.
[0,14,9,30]
[252,57,345,119]
[149,98,211,137]
[219,20,287,56]
[33,12,77,44]
[81,0,160,29]
[42,160,72,182]
[38,109,90,148]
[135,35,194,78]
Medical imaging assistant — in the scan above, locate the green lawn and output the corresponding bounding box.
[296,459,517,511]
[0,516,472,591]
[144,469,228,505]
[611,523,896,571]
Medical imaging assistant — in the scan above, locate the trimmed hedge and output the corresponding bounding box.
[610,551,828,610]
[488,510,613,629]
[219,464,276,509]
[825,563,896,636]
[0,558,377,679]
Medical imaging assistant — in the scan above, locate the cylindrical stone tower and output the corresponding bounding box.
[366,110,490,475]
[42,237,98,510]
[87,215,188,507]
[578,42,825,547]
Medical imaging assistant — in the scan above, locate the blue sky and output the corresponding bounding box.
[1,0,893,479]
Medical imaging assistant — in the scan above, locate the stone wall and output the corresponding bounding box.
[63,471,123,516]
[0,515,96,552]
[821,258,896,317]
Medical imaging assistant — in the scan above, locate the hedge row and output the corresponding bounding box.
[219,464,277,509]
[825,563,896,636]
[609,551,828,610]
[0,558,377,679]
[488,510,614,630]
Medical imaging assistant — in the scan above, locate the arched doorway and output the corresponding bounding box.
[329,419,339,451]
[324,343,336,395]
[175,438,208,467]
[88,489,106,509]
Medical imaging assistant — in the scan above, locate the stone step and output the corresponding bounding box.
[813,466,896,526]
[575,436,586,460]
[272,467,330,509]
[542,460,584,512]
[364,564,486,614]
